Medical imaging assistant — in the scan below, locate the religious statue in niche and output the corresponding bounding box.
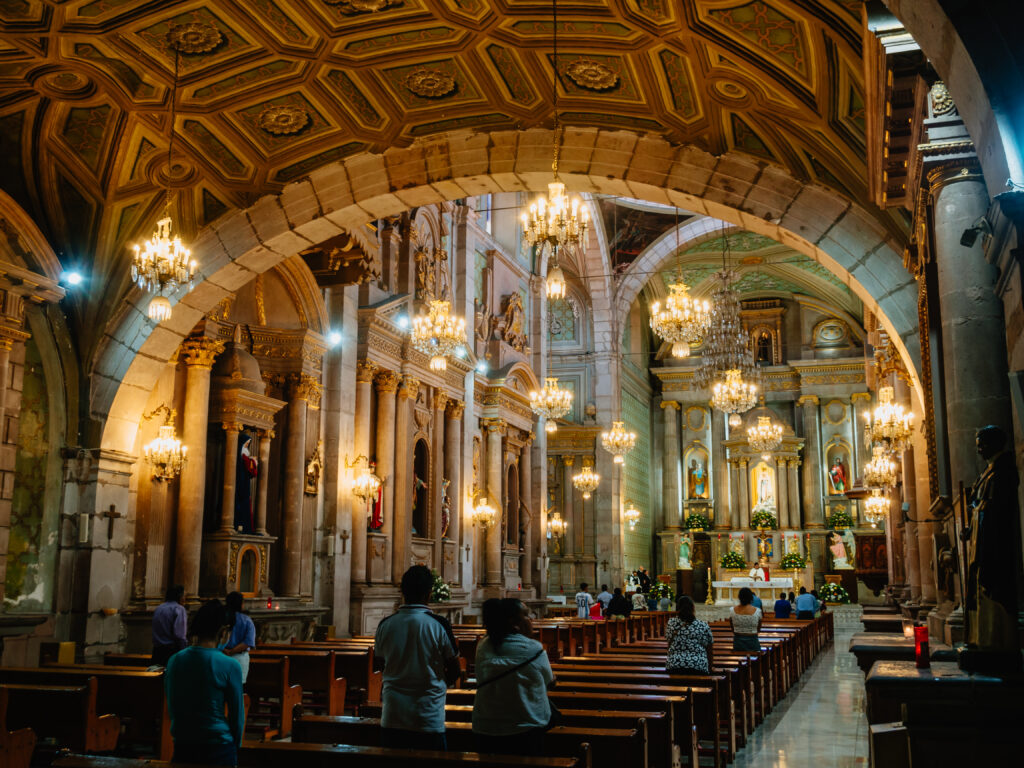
[414,246,436,301]
[752,462,775,507]
[304,441,323,495]
[436,247,451,301]
[474,268,494,342]
[497,292,528,352]
[440,478,452,539]
[688,459,708,499]
[411,474,428,535]
[234,433,258,533]
[827,456,847,495]
[828,531,852,569]
[755,330,772,364]
[678,534,692,569]
[368,461,384,531]
[729,533,744,556]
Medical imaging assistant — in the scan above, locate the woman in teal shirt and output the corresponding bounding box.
[165,599,245,766]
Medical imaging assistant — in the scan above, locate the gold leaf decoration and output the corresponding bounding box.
[403,68,456,98]
[166,22,223,55]
[565,58,619,91]
[257,105,311,135]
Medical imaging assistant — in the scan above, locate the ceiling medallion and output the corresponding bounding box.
[403,68,456,98]
[166,23,223,55]
[325,0,396,13]
[565,58,618,91]
[258,105,311,135]
[41,71,93,97]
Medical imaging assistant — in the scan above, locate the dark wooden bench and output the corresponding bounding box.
[248,648,347,715]
[0,686,36,768]
[275,644,381,706]
[1,680,120,753]
[246,657,302,739]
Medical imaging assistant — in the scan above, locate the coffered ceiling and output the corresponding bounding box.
[0,0,870,288]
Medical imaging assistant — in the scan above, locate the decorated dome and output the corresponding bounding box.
[212,324,265,395]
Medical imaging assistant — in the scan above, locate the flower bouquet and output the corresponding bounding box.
[430,569,451,603]
[720,551,746,569]
[827,509,854,530]
[780,552,807,570]
[819,581,850,604]
[684,512,711,531]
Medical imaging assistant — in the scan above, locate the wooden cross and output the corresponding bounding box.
[339,529,350,555]
[103,505,121,544]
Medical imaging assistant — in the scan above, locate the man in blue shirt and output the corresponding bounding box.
[375,565,460,750]
[595,585,613,613]
[221,591,256,683]
[795,587,816,619]
[152,584,188,666]
[751,593,763,610]
[773,592,792,619]
[165,599,244,766]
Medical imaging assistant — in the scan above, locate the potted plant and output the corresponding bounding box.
[750,509,778,530]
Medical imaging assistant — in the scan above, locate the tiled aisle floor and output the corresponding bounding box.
[732,628,869,768]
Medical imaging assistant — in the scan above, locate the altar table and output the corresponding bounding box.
[711,578,793,605]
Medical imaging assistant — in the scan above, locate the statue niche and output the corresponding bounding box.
[495,292,529,352]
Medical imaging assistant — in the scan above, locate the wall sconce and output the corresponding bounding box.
[471,493,497,528]
[346,454,381,502]
[143,404,186,481]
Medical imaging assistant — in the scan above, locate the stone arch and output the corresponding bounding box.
[94,128,918,455]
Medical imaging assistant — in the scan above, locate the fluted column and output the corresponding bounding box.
[484,418,506,586]
[787,459,801,529]
[562,456,575,555]
[799,395,824,528]
[850,393,871,481]
[175,337,223,595]
[727,459,739,530]
[444,399,464,561]
[374,370,398,582]
[351,361,377,583]
[281,374,317,596]
[219,423,243,532]
[738,458,750,529]
[392,375,418,584]
[519,433,534,588]
[776,459,789,529]
[661,401,680,528]
[431,391,447,571]
[707,410,726,529]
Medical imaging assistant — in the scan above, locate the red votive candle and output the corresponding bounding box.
[914,625,930,668]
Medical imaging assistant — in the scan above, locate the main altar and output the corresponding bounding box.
[712,576,794,606]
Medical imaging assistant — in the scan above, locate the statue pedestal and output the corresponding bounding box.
[200,531,277,598]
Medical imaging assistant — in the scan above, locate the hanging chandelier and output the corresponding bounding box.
[472,496,497,528]
[131,41,196,323]
[863,489,889,528]
[863,444,899,490]
[712,369,758,420]
[410,299,467,372]
[352,459,382,502]
[548,511,568,536]
[601,421,637,465]
[529,377,573,433]
[144,409,186,480]
[623,502,641,530]
[864,385,914,455]
[747,414,783,461]
[521,0,589,300]
[650,282,712,359]
[572,458,601,499]
[694,261,758,390]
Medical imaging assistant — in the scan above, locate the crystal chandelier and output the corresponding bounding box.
[863,444,898,490]
[601,421,637,465]
[529,377,573,433]
[520,0,588,300]
[693,266,758,390]
[548,511,568,536]
[131,45,196,323]
[863,489,889,528]
[650,282,712,359]
[747,414,783,461]
[864,385,914,455]
[144,409,186,480]
[410,299,467,372]
[623,502,641,530]
[351,459,382,502]
[712,369,758,419]
[572,459,601,500]
[472,496,497,528]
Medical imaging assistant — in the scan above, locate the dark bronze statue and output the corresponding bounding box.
[961,425,1021,662]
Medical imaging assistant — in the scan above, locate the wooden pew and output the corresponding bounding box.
[1,680,119,753]
[276,644,381,706]
[246,657,302,739]
[248,648,347,715]
[293,715,631,768]
[0,687,36,768]
[0,666,171,759]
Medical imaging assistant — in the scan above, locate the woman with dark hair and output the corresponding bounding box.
[221,592,256,683]
[665,596,714,675]
[730,587,762,652]
[606,587,632,619]
[165,600,244,766]
[472,598,554,756]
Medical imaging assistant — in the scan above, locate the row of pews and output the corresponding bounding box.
[2,610,832,768]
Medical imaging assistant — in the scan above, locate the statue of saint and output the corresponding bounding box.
[729,535,744,555]
[415,247,436,301]
[756,465,773,505]
[688,459,708,499]
[786,534,800,555]
[678,536,692,569]
[828,531,851,569]
[828,456,847,494]
[440,479,452,539]
[842,529,857,567]
[962,425,1021,654]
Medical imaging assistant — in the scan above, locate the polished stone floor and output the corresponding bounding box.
[732,627,869,767]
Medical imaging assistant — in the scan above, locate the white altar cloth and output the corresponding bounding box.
[711,578,793,606]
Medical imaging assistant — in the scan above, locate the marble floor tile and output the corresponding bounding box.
[731,627,869,768]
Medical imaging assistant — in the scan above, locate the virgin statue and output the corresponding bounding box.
[678,536,692,569]
[688,459,708,499]
[757,466,774,506]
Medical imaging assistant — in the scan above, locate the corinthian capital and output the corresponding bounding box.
[181,337,225,368]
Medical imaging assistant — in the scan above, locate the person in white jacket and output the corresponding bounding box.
[472,599,554,756]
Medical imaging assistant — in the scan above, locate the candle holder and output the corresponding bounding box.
[901,618,915,639]
[914,625,930,668]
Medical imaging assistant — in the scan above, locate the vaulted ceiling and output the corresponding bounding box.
[1,0,870,301]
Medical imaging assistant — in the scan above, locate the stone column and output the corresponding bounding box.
[219,423,243,532]
[930,166,1012,487]
[562,456,575,555]
[726,460,739,530]
[661,401,680,527]
[484,418,506,586]
[711,410,729,528]
[431,391,447,571]
[444,400,464,571]
[776,459,789,529]
[799,395,824,528]
[281,374,316,596]
[737,458,750,529]
[374,370,398,582]
[519,433,534,589]
[174,337,223,595]
[351,361,377,584]
[391,375,418,584]
[850,393,871,481]
[787,459,801,529]
[903,445,922,600]
[254,429,273,535]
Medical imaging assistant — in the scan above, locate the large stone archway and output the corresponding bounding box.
[93,128,918,457]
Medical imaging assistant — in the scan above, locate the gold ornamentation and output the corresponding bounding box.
[228,541,240,583]
[374,370,399,393]
[356,359,378,383]
[326,0,396,13]
[181,337,224,368]
[258,105,310,135]
[660,400,680,410]
[433,390,448,411]
[167,22,223,54]
[254,274,266,325]
[481,417,506,435]
[930,81,956,116]
[305,440,323,494]
[403,68,456,98]
[398,375,420,400]
[565,58,619,91]
[290,373,322,406]
[445,399,465,419]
